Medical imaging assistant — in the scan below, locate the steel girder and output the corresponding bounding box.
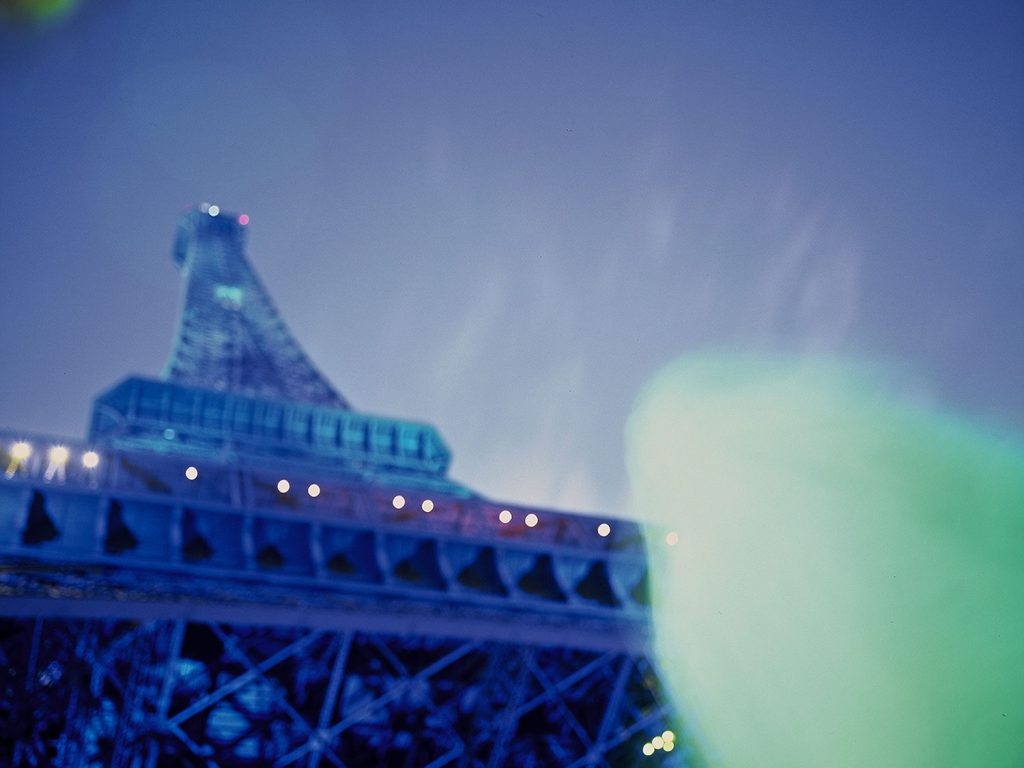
[0,617,691,768]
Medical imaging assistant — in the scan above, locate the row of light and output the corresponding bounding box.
[8,441,100,469]
[186,466,326,499]
[185,472,429,513]
[642,730,676,756]
[9,445,647,545]
[200,202,249,226]
[393,495,618,537]
[497,506,613,538]
[182,467,618,539]
[6,444,632,543]
[390,494,435,513]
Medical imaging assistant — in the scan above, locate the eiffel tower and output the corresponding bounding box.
[0,205,690,767]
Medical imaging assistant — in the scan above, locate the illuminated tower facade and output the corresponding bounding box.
[0,206,689,767]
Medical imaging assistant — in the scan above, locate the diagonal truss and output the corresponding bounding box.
[0,617,693,767]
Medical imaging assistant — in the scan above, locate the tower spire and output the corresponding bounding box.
[162,205,348,408]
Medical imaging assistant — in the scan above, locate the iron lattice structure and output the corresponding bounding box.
[0,206,691,767]
[163,207,347,408]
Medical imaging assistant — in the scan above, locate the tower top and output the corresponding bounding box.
[90,204,454,483]
[163,204,348,408]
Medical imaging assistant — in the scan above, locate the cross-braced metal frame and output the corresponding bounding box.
[0,617,689,767]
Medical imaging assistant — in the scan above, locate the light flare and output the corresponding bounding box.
[626,353,1024,768]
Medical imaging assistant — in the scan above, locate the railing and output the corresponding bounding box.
[0,428,651,621]
[0,428,641,554]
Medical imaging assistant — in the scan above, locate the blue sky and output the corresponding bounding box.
[1,0,1021,514]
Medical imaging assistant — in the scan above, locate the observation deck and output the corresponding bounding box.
[0,422,648,651]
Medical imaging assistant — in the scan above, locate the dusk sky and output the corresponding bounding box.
[1,0,1021,515]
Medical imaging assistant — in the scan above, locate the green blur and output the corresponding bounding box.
[626,354,1024,768]
[0,0,78,22]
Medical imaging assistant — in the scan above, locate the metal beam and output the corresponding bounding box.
[486,647,533,768]
[526,655,597,759]
[275,641,481,767]
[514,651,616,717]
[169,628,325,727]
[307,632,353,768]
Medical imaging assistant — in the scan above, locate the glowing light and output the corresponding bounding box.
[663,741,675,752]
[238,214,250,225]
[184,466,198,481]
[642,742,655,756]
[498,509,512,524]
[421,499,434,513]
[652,736,664,749]
[662,730,675,743]
[215,285,243,304]
[277,479,290,493]
[307,483,320,498]
[10,441,31,461]
[597,522,611,537]
[208,204,220,217]
[82,451,100,469]
[43,444,69,482]
[48,446,69,465]
[392,494,406,510]
[665,531,679,546]
[524,513,539,528]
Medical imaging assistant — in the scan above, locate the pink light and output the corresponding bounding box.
[238,214,250,225]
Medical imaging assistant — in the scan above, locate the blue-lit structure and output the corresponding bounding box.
[0,206,687,767]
